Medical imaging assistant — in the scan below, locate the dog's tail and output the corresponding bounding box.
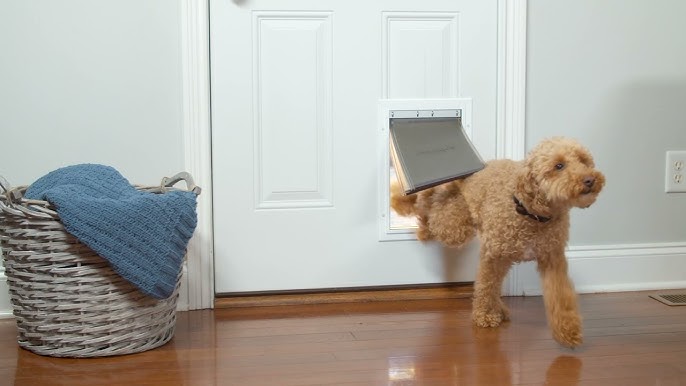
[390,181,418,216]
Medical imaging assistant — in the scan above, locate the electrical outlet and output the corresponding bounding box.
[665,150,686,193]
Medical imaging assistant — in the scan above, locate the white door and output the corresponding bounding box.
[211,0,498,293]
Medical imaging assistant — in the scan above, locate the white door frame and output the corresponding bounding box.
[496,0,528,295]
[179,0,214,310]
[179,0,528,309]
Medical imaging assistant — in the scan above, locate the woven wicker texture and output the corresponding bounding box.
[0,174,197,357]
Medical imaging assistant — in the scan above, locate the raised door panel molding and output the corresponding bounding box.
[253,12,333,209]
[382,12,459,99]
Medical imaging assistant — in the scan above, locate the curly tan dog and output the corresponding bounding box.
[391,137,605,348]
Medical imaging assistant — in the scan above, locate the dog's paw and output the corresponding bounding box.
[472,307,508,328]
[551,312,583,348]
[472,298,510,328]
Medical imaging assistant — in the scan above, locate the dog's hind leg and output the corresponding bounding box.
[472,247,512,328]
[425,191,476,248]
[415,215,433,242]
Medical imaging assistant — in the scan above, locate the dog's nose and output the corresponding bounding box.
[583,176,595,188]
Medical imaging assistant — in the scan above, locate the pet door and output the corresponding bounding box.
[377,98,474,241]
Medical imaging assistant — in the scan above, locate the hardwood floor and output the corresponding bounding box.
[0,291,685,385]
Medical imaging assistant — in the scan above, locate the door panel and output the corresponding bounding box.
[211,0,497,293]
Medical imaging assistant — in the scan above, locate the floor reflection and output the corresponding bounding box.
[13,347,184,386]
[545,356,583,385]
[10,311,215,386]
[387,356,417,384]
[391,301,584,385]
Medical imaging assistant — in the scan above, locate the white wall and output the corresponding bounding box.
[516,0,686,294]
[0,1,186,315]
[0,1,184,184]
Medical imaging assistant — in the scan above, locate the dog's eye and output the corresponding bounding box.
[555,163,565,170]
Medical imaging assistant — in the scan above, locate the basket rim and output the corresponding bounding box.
[0,186,58,219]
[0,170,200,219]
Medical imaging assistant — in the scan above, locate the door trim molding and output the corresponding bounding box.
[180,0,214,310]
[496,0,528,295]
[496,0,528,161]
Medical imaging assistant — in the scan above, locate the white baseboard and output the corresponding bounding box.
[511,242,686,296]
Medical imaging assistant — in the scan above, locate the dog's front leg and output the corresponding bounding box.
[538,255,582,348]
[472,249,511,328]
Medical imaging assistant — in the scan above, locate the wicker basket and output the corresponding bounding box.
[0,172,199,357]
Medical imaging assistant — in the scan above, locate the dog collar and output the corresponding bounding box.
[513,196,551,223]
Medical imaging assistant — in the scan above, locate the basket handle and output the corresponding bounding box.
[0,175,10,195]
[0,176,51,217]
[0,175,24,205]
[161,172,201,195]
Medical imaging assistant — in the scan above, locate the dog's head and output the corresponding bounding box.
[517,137,605,211]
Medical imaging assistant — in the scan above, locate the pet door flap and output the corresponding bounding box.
[389,109,484,195]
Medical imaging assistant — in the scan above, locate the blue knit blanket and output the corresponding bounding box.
[24,164,198,299]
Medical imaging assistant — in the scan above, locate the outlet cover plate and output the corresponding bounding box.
[665,150,686,193]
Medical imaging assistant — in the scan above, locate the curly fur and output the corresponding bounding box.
[391,137,605,348]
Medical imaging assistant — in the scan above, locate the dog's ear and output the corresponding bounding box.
[515,158,554,215]
[515,161,538,203]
